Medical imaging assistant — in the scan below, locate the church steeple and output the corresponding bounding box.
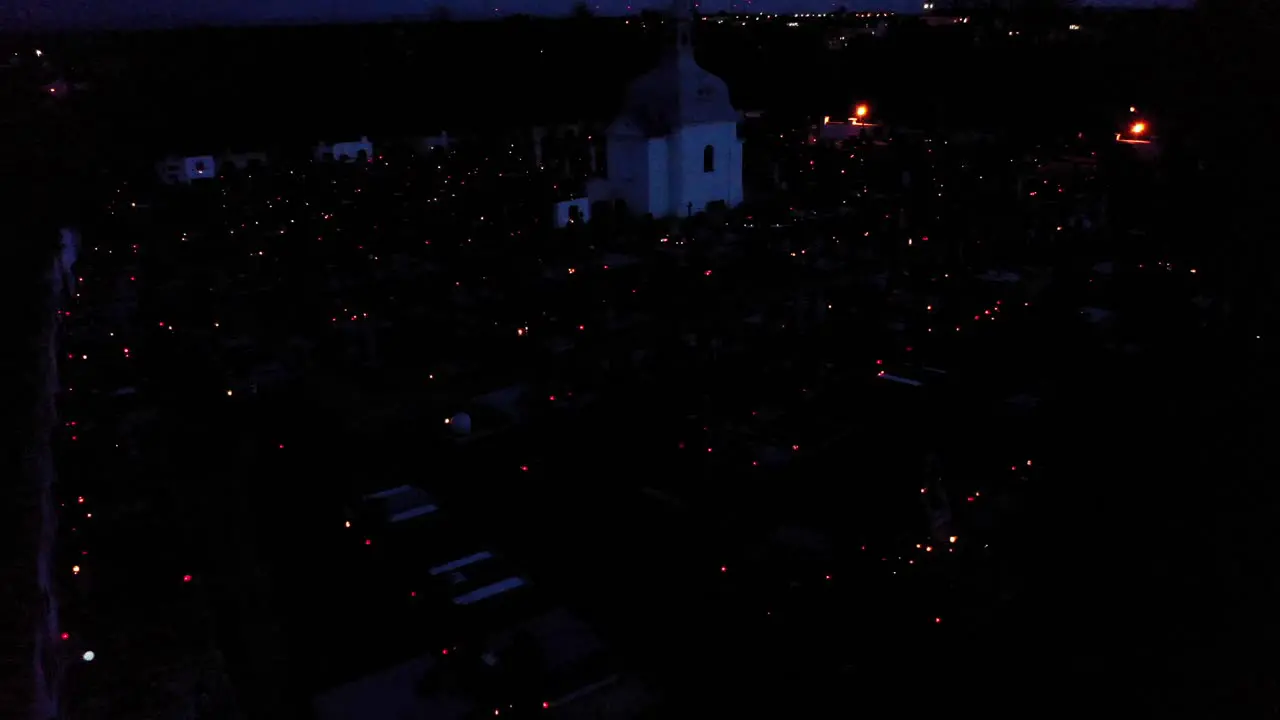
[671,0,694,60]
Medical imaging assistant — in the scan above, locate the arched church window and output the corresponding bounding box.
[703,145,715,173]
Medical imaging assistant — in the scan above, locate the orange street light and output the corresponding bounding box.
[1130,121,1146,135]
[855,104,869,119]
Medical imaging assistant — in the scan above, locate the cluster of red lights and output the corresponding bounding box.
[65,129,1086,693]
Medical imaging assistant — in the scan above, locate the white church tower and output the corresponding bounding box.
[588,0,744,218]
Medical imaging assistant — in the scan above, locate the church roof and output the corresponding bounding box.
[609,2,739,137]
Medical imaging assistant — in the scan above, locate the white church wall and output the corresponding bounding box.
[664,134,683,217]
[646,139,670,217]
[553,198,591,228]
[671,123,741,216]
[600,135,653,214]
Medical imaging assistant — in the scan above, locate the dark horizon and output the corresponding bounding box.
[0,0,1191,32]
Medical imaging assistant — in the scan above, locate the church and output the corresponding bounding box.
[585,1,744,220]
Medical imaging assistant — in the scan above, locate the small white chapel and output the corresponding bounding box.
[585,0,744,219]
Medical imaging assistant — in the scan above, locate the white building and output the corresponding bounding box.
[156,155,217,184]
[156,151,269,184]
[816,104,882,142]
[552,198,591,228]
[315,137,373,162]
[586,0,743,219]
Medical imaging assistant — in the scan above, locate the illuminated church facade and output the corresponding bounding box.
[587,1,744,219]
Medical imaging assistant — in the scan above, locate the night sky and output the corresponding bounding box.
[3,0,1189,31]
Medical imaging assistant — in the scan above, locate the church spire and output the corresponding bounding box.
[671,0,694,59]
